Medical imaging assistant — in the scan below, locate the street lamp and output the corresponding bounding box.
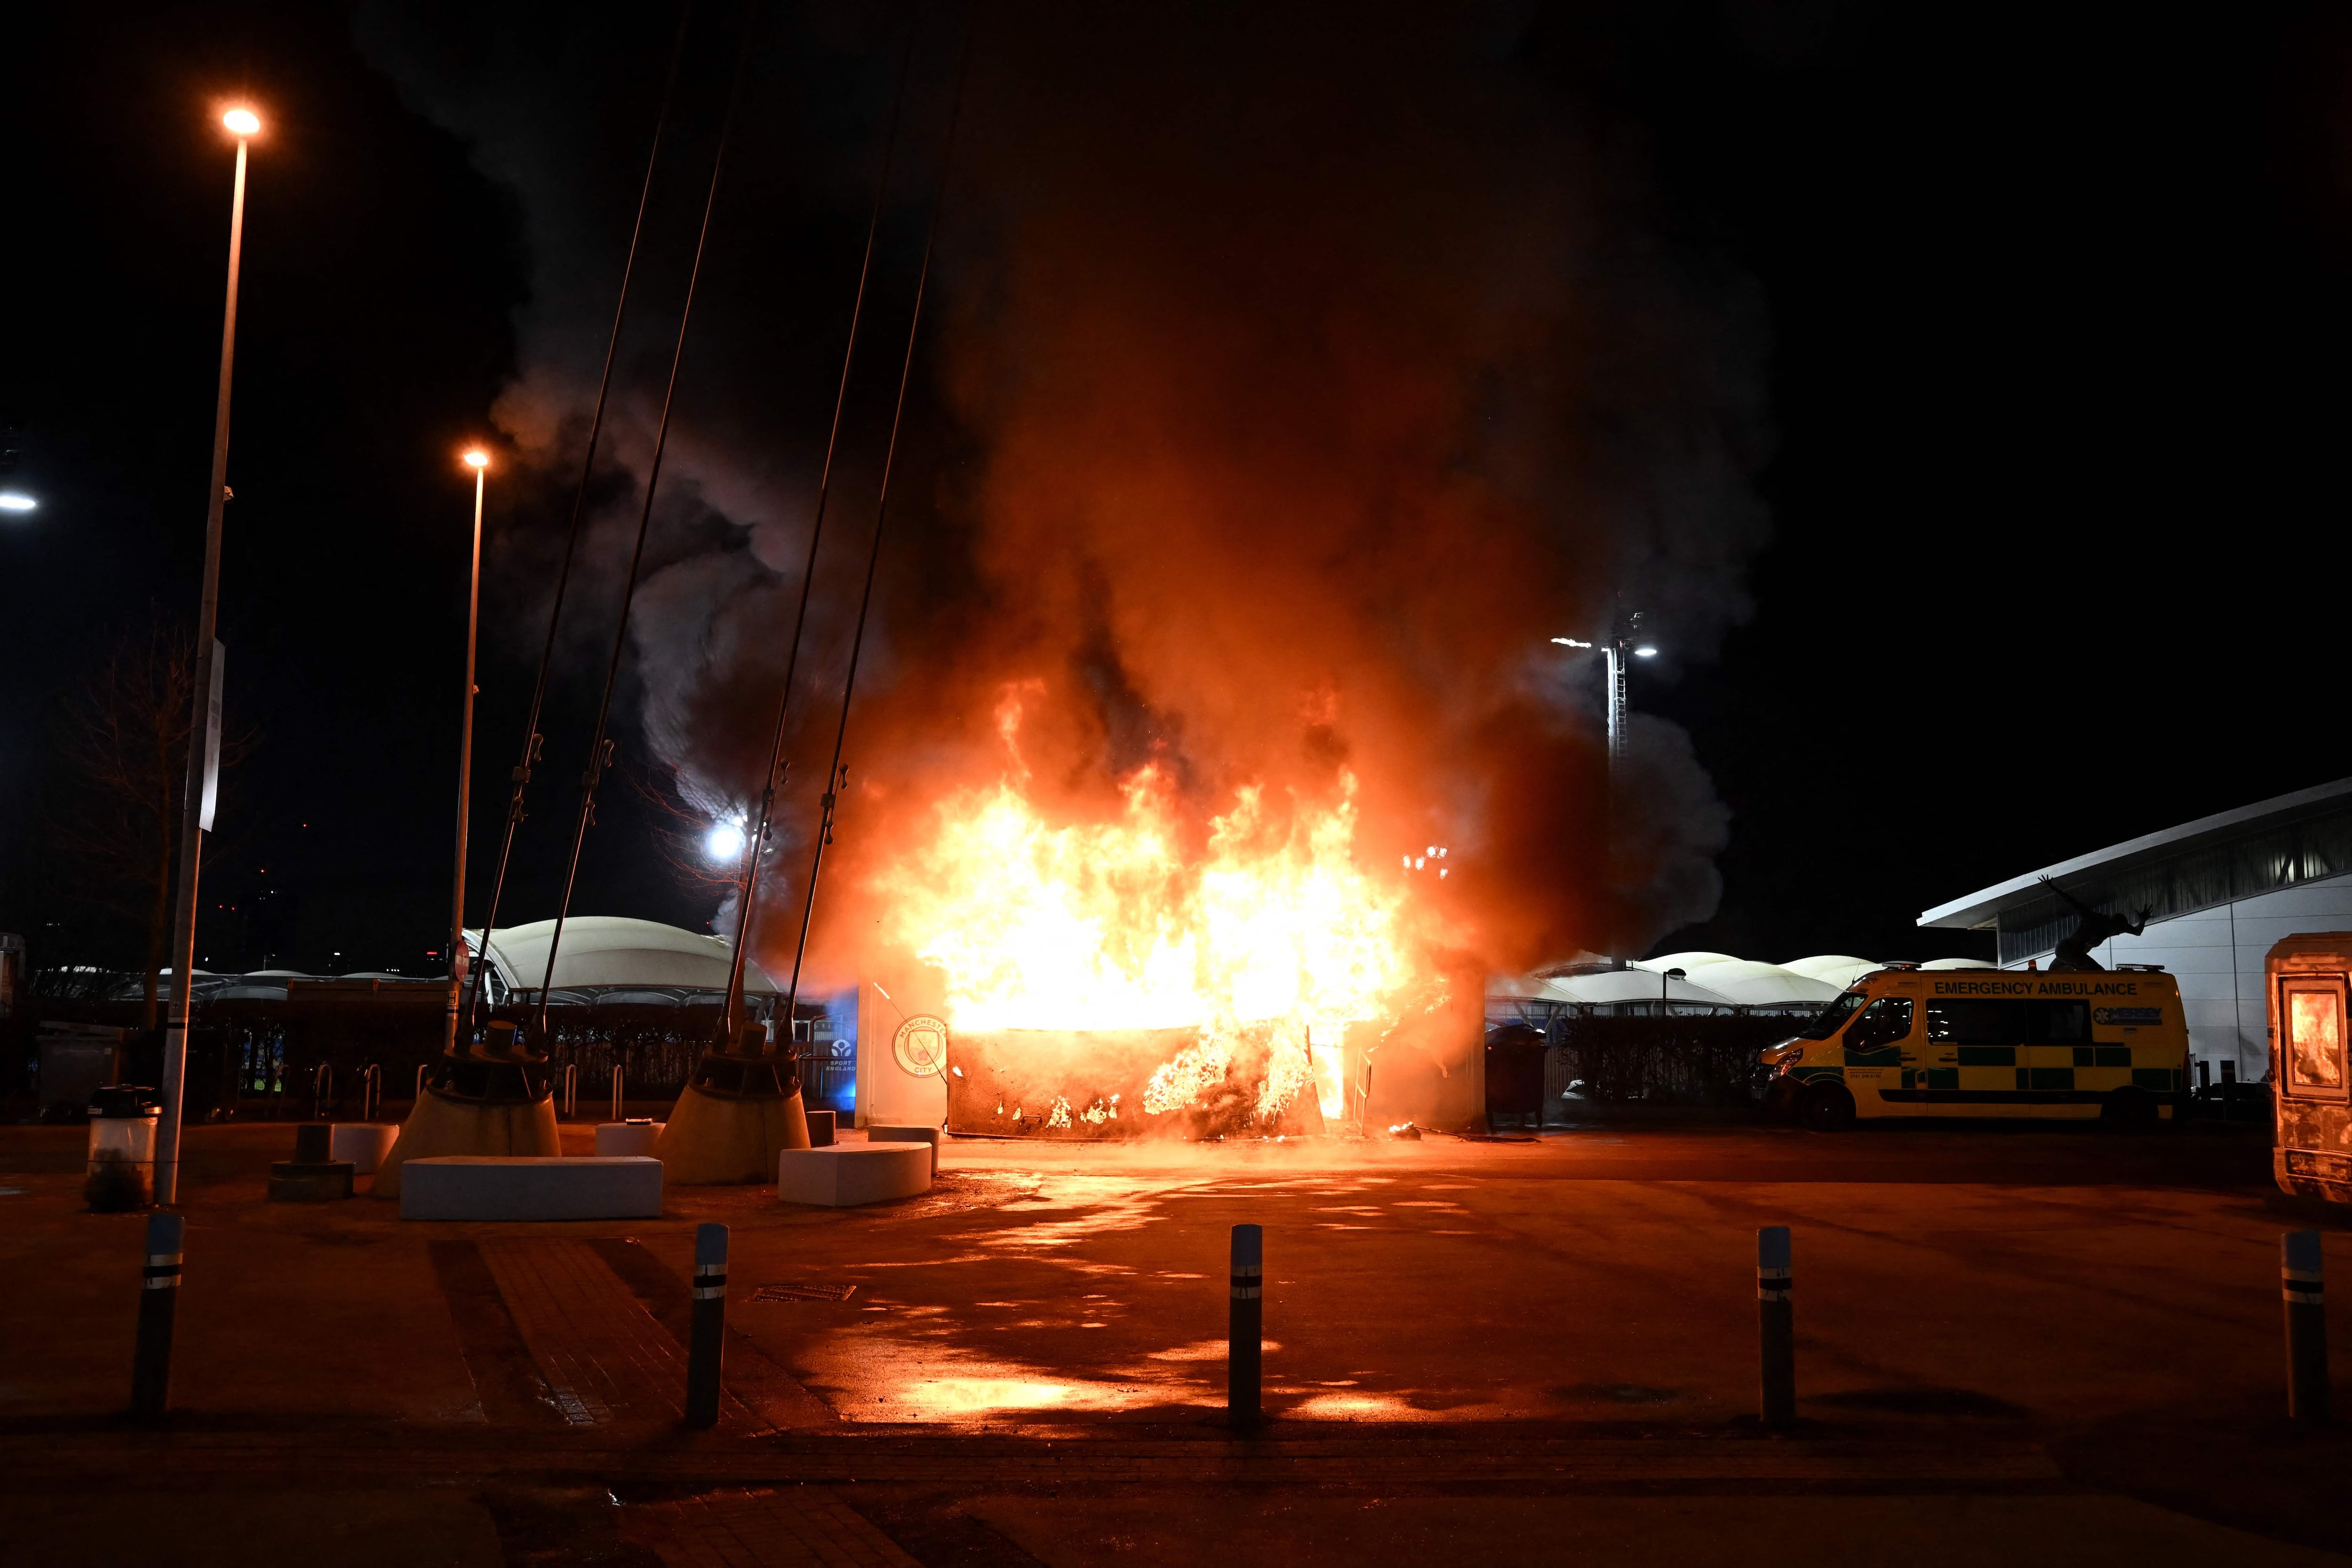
[156,102,262,1205]
[445,447,491,1053]
[1551,616,1658,767]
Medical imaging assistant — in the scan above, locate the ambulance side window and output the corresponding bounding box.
[1927,999,2021,1045]
[1846,997,1915,1053]
[2026,1000,2090,1045]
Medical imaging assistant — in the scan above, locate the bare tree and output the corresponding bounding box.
[43,615,244,1032]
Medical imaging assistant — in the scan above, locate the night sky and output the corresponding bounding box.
[7,2,2352,980]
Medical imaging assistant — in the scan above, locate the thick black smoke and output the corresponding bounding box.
[356,1,1767,969]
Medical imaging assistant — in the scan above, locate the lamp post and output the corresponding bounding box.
[445,448,490,1053]
[1551,618,1659,768]
[155,104,261,1207]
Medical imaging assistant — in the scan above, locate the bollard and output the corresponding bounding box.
[611,1063,623,1123]
[685,1223,727,1428]
[1758,1225,1795,1429]
[1229,1223,1263,1428]
[130,1212,184,1421]
[2284,1229,2329,1423]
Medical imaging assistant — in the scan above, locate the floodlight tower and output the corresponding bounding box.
[1551,609,1657,768]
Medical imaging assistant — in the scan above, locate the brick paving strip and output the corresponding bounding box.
[444,1238,834,1436]
[480,1238,687,1426]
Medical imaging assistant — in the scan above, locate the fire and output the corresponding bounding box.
[870,716,1422,1122]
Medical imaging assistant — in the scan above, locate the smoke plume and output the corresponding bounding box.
[358,1,1767,980]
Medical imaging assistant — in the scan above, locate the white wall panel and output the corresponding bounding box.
[2002,872,2352,1080]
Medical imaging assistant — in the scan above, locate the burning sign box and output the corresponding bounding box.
[946,1022,1335,1140]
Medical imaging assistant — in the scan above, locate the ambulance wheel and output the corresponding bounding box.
[1797,1084,1855,1133]
[2101,1087,2158,1129]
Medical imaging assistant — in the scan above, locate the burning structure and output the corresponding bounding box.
[860,694,1485,1137]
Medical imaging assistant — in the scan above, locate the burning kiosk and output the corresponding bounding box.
[858,753,1485,1140]
[862,969,1485,1141]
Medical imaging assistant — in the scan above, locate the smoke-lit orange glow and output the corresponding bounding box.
[870,691,1421,1122]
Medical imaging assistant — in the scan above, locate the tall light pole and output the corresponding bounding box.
[1552,618,1658,768]
[156,103,261,1206]
[445,448,490,1053]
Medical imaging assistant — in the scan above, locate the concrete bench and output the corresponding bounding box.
[594,1121,665,1156]
[777,1144,931,1208]
[399,1156,662,1221]
[865,1124,941,1174]
[329,1123,399,1175]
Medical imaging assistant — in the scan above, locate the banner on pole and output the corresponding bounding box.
[199,640,224,833]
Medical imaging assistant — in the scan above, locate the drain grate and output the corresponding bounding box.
[752,1281,858,1303]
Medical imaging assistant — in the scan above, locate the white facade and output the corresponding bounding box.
[2018,874,2352,1080]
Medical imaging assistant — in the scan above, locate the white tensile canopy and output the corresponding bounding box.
[1496,950,2001,1013]
[1778,954,1881,990]
[1486,969,1739,1008]
[466,916,777,994]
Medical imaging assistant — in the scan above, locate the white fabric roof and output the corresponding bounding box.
[1632,951,1740,974]
[1778,955,1879,989]
[1666,958,1842,1007]
[469,917,776,993]
[1488,970,1739,1007]
[1500,950,1997,1010]
[1626,953,1844,1006]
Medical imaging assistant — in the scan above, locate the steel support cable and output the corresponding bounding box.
[776,19,974,1031]
[465,3,695,1038]
[535,8,762,1039]
[715,13,924,1048]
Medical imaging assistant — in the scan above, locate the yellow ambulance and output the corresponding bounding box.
[1761,964,2190,1130]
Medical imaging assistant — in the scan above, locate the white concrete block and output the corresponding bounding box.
[777,1144,930,1207]
[399,1156,662,1221]
[595,1121,665,1157]
[865,1123,941,1173]
[329,1123,400,1175]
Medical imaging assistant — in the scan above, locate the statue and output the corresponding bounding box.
[2042,878,2151,971]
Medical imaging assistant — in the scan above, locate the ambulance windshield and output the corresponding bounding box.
[1795,990,1867,1040]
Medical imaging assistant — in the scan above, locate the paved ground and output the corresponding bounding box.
[1,1115,2346,1565]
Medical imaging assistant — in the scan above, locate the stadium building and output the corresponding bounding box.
[1919,776,2352,1084]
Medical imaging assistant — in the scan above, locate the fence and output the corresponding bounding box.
[24,979,852,1121]
[1486,1006,1802,1123]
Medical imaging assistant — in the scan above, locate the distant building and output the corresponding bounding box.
[1918,777,2352,1081]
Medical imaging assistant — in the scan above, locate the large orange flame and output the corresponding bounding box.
[867,697,1425,1121]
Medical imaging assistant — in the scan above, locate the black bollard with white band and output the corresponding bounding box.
[2283,1228,2328,1423]
[130,1212,184,1421]
[685,1222,727,1428]
[1758,1225,1795,1429]
[1230,1223,1263,1428]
